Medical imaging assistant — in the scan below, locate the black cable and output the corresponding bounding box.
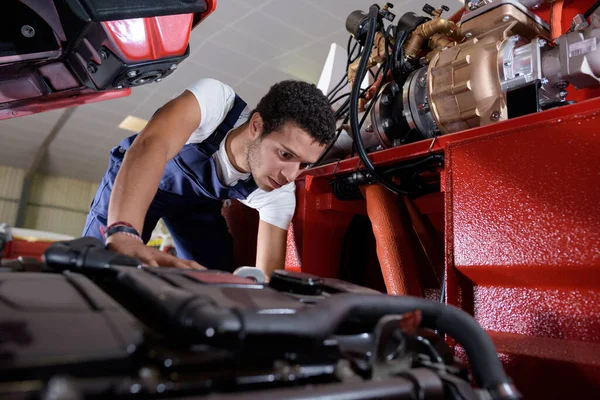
[316,60,386,167]
[329,92,351,105]
[584,0,600,19]
[328,78,349,103]
[349,4,410,195]
[313,114,350,167]
[382,155,443,175]
[326,38,353,101]
[383,24,399,83]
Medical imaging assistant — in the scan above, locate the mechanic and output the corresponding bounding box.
[83,78,336,276]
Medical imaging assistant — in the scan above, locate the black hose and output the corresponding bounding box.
[239,293,511,392]
[350,4,409,195]
[584,0,600,19]
[382,155,443,175]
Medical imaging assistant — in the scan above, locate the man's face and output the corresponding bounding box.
[246,122,327,192]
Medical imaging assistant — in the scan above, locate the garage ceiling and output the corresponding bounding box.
[0,0,460,182]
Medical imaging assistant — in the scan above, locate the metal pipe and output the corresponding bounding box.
[404,17,462,59]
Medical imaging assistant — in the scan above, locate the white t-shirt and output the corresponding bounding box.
[183,78,296,231]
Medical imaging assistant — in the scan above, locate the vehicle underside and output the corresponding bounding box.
[1,0,599,399]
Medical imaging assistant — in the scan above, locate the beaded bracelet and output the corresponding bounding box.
[104,222,143,243]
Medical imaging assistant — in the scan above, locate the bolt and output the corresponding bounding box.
[467,0,481,11]
[128,70,138,77]
[87,63,97,73]
[538,39,547,48]
[502,15,510,22]
[99,49,108,59]
[156,78,162,82]
[555,81,568,89]
[21,25,35,38]
[130,384,141,394]
[541,77,549,85]
[381,94,391,105]
[491,111,501,121]
[504,60,512,67]
[560,90,568,97]
[533,3,540,9]
[116,85,123,89]
[465,32,473,38]
[170,64,178,70]
[382,119,393,130]
[418,76,427,88]
[418,102,430,114]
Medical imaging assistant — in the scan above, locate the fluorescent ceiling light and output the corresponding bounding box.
[118,115,148,132]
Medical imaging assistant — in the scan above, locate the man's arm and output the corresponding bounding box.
[255,220,288,279]
[105,90,204,269]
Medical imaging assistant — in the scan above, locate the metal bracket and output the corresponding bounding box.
[370,315,412,379]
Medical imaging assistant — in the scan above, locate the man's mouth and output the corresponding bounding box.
[268,177,282,189]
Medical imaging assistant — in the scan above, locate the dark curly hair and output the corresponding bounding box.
[252,80,336,145]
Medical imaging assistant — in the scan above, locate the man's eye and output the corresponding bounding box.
[279,151,292,159]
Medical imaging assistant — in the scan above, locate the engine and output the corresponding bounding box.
[323,0,600,167]
[0,235,521,399]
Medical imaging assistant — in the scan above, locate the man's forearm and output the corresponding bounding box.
[107,137,168,234]
[255,220,287,278]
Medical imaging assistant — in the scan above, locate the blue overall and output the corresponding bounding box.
[82,95,257,272]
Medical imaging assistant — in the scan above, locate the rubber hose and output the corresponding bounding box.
[240,293,510,392]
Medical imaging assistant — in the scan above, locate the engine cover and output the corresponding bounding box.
[0,237,516,400]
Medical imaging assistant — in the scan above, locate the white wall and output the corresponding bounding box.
[0,165,100,237]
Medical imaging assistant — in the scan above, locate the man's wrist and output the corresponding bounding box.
[104,221,143,243]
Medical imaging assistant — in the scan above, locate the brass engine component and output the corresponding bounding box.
[404,16,462,59]
[427,4,551,134]
[348,31,388,84]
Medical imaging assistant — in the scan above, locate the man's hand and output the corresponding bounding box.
[106,234,204,270]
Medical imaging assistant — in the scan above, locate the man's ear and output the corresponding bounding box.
[249,112,263,140]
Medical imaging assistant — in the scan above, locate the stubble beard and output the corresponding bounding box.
[246,139,269,191]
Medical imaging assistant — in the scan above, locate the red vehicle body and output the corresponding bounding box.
[0,0,216,120]
[2,1,599,399]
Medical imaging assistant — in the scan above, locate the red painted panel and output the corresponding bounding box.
[0,88,131,120]
[102,15,193,62]
[289,177,357,278]
[445,101,600,397]
[4,240,52,261]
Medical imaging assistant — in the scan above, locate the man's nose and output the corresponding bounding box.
[281,163,301,182]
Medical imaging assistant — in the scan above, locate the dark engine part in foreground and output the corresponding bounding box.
[0,237,519,399]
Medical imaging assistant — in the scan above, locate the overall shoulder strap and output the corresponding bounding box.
[198,94,248,156]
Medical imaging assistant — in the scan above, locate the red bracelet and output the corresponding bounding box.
[102,221,137,237]
[106,221,135,230]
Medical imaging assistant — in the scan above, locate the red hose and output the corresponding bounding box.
[551,0,565,40]
[362,185,422,297]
